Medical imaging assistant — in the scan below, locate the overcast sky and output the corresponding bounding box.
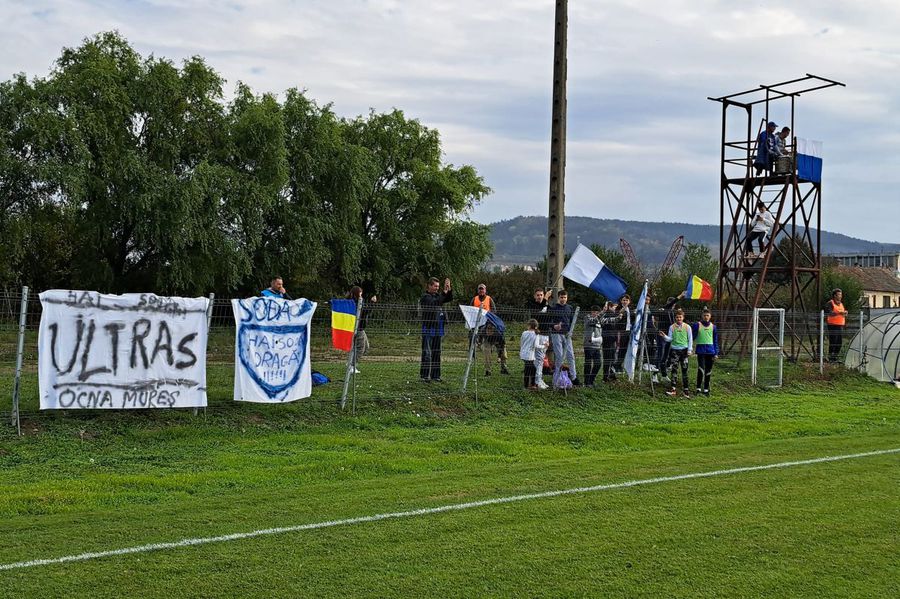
[2,0,898,242]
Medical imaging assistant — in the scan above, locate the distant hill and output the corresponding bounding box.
[489,216,900,266]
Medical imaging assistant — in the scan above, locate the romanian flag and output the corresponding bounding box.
[331,299,357,351]
[685,275,714,301]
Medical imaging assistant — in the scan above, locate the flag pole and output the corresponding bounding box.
[340,297,364,410]
[462,305,485,393]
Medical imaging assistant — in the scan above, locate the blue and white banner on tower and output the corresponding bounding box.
[623,282,649,382]
[561,244,628,301]
[796,138,823,183]
[232,297,317,403]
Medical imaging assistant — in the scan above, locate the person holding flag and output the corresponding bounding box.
[471,283,509,376]
[347,286,376,373]
[692,308,719,396]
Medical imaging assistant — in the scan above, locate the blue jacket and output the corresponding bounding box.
[549,303,574,334]
[754,130,774,167]
[420,289,453,336]
[691,322,719,355]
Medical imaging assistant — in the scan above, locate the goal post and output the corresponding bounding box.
[751,308,785,387]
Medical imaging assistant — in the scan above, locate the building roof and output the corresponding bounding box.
[834,266,900,293]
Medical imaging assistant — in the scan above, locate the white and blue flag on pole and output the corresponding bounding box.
[623,281,649,382]
[561,243,628,301]
[796,138,823,183]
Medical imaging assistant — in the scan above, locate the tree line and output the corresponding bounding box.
[0,32,492,299]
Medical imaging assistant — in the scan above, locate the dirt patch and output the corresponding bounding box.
[19,419,44,436]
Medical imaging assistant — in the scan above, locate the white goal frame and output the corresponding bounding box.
[751,308,785,387]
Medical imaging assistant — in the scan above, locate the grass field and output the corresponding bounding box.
[1,337,898,596]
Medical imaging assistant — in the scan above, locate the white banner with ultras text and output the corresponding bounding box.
[38,290,210,410]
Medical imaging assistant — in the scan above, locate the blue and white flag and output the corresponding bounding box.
[459,305,506,334]
[623,282,649,382]
[796,138,823,183]
[561,243,628,301]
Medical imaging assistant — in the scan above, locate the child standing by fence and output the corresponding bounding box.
[583,306,603,387]
[692,308,719,396]
[520,319,545,389]
[659,308,693,397]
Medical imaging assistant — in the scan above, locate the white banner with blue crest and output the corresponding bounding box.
[232,297,318,403]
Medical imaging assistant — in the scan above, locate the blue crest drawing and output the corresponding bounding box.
[237,323,308,400]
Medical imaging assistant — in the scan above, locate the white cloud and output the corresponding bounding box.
[0,0,898,241]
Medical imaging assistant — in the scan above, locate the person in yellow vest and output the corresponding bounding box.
[472,283,509,375]
[824,288,849,362]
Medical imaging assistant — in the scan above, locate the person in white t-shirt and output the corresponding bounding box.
[745,200,776,258]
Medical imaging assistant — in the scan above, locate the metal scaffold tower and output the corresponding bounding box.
[708,74,844,358]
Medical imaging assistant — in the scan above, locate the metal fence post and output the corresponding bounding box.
[461,305,485,393]
[11,286,29,435]
[751,308,759,385]
[341,296,364,410]
[777,308,785,387]
[819,310,825,374]
[195,292,215,417]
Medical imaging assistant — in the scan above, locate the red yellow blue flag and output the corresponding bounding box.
[331,299,357,351]
[685,275,714,301]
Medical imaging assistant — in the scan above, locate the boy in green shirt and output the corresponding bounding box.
[659,309,693,397]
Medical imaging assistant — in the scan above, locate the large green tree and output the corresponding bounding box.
[0,32,492,298]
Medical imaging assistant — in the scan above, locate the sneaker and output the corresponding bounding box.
[432,378,443,383]
[484,370,492,377]
[665,388,677,397]
[572,378,583,387]
[352,367,361,374]
[536,380,549,390]
[696,388,701,394]
[682,390,691,398]
[420,378,431,384]
[703,390,710,397]
[500,366,510,375]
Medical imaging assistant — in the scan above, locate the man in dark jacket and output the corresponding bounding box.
[549,289,580,386]
[420,277,453,381]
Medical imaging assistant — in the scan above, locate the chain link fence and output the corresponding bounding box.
[0,289,870,424]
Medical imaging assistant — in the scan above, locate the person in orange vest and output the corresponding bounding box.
[472,283,509,375]
[824,288,849,362]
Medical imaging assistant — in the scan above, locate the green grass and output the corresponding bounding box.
[0,337,898,596]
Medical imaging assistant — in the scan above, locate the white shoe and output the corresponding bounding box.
[536,380,549,390]
[651,375,659,383]
[351,367,360,374]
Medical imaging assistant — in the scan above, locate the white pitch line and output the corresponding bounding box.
[2,447,898,572]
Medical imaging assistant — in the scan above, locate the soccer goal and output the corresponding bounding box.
[751,308,785,387]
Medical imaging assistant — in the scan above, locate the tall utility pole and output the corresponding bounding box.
[546,0,567,295]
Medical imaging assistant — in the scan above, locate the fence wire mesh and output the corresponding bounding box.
[0,289,871,421]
